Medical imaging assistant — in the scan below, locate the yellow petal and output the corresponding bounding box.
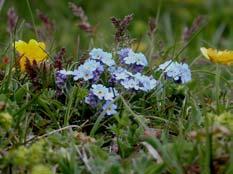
[200,47,209,60]
[38,42,46,50]
[19,57,27,71]
[200,47,233,65]
[14,39,48,71]
[28,39,39,45]
[15,40,27,55]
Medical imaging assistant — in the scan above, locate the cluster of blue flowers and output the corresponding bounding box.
[108,66,157,92]
[118,48,147,73]
[72,48,116,82]
[89,48,115,66]
[158,60,192,84]
[78,48,158,115]
[85,84,118,115]
[72,59,104,82]
[55,48,192,116]
[108,48,157,92]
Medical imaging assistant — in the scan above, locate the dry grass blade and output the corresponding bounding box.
[141,142,163,163]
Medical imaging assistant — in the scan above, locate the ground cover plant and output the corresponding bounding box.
[1,0,233,174]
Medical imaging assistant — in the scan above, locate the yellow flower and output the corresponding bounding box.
[14,39,48,71]
[200,47,233,65]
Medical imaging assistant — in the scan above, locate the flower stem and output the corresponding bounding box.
[26,0,38,39]
[215,64,221,114]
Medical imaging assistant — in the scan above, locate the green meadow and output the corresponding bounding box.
[0,0,233,173]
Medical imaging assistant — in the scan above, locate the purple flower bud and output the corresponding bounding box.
[85,91,99,108]
[7,7,18,33]
[129,64,144,73]
[92,65,104,82]
[55,71,67,89]
[118,48,132,64]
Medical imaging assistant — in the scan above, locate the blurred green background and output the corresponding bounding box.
[1,0,233,56]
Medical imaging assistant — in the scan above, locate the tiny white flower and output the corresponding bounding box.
[89,48,105,60]
[92,84,109,100]
[157,60,191,84]
[121,78,140,90]
[58,69,73,75]
[123,51,148,66]
[104,88,119,101]
[102,101,117,116]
